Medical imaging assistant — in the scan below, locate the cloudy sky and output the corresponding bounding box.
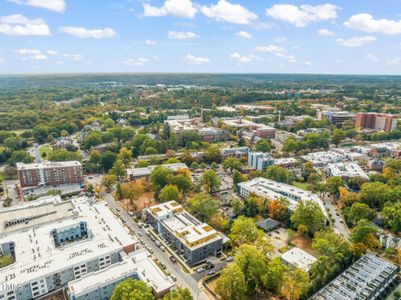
[1,0,401,74]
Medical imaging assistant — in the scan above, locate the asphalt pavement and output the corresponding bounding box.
[100,192,211,300]
[321,193,350,238]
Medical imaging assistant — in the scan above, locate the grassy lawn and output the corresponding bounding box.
[39,145,52,159]
[292,181,308,190]
[9,129,26,136]
[0,255,14,268]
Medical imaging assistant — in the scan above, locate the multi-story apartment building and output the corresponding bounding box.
[164,116,228,142]
[198,127,229,142]
[311,253,399,300]
[220,147,250,159]
[16,161,83,188]
[248,151,297,171]
[145,201,226,265]
[237,177,326,215]
[355,112,398,132]
[215,118,276,139]
[67,249,173,300]
[325,162,369,180]
[0,196,173,300]
[248,151,274,171]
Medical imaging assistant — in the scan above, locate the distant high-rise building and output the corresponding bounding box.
[355,112,398,132]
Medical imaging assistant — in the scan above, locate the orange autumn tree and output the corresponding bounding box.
[268,199,290,222]
[121,179,145,211]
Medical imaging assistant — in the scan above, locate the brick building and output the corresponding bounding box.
[355,113,398,132]
[16,161,83,188]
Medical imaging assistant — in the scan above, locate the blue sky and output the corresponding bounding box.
[1,0,401,74]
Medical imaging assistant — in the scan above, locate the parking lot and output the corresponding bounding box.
[190,167,234,194]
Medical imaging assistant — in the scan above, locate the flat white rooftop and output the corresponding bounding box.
[221,118,275,130]
[326,162,369,179]
[0,196,137,287]
[68,249,174,296]
[148,201,223,250]
[127,163,188,178]
[274,157,297,165]
[301,151,345,165]
[238,177,327,216]
[281,247,317,272]
[16,161,82,170]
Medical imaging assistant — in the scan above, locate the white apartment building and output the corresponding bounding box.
[0,195,172,300]
[326,162,369,180]
[237,177,326,215]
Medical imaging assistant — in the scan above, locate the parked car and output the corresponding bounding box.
[160,246,166,252]
[197,267,205,273]
[171,275,177,282]
[207,270,216,276]
[170,256,177,263]
[226,256,234,262]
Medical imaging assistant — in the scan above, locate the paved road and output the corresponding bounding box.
[321,193,350,239]
[100,192,210,300]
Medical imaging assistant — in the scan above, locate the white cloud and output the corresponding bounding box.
[0,14,50,36]
[318,28,335,36]
[17,48,47,60]
[143,0,197,18]
[168,31,198,39]
[64,54,83,61]
[366,54,379,63]
[145,39,157,45]
[47,50,58,55]
[275,36,287,42]
[387,57,401,66]
[345,13,401,35]
[255,45,285,54]
[34,54,47,60]
[201,0,258,25]
[17,48,41,55]
[184,54,210,65]
[120,57,150,66]
[336,36,376,47]
[59,27,116,39]
[266,3,338,27]
[236,31,252,39]
[255,45,296,62]
[305,60,313,66]
[56,61,64,65]
[8,0,66,13]
[230,52,261,63]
